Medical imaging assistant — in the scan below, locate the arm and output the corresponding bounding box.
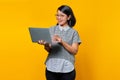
[61,41,79,55]
[53,35,80,55]
[44,43,51,52]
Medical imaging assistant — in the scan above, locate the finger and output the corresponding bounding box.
[38,40,44,44]
[38,40,41,44]
[54,34,58,37]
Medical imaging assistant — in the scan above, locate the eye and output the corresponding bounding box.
[55,14,66,17]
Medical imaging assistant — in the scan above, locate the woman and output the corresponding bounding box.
[38,5,81,80]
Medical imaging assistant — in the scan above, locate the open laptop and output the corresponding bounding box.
[29,27,51,43]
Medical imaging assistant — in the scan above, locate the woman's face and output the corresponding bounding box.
[56,10,70,27]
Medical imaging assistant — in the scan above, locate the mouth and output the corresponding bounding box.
[58,20,63,23]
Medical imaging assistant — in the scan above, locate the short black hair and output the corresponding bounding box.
[57,5,76,27]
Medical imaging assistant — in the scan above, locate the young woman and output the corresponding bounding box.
[38,5,81,80]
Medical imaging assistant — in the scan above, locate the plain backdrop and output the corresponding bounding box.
[0,0,120,80]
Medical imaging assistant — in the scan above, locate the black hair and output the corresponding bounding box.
[57,5,76,27]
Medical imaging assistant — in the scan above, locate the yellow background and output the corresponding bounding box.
[0,0,120,80]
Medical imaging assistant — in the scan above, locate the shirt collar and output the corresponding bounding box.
[58,25,70,31]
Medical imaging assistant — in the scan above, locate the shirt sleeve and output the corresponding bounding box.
[72,31,81,44]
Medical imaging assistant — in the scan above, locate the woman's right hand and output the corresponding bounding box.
[38,40,46,45]
[38,40,51,52]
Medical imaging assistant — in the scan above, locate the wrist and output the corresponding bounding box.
[45,43,51,48]
[45,43,49,47]
[60,39,63,44]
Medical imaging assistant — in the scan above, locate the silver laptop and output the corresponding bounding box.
[29,27,51,43]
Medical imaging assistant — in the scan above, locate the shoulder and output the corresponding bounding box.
[49,25,57,29]
[49,25,57,34]
[49,25,57,31]
[69,27,78,34]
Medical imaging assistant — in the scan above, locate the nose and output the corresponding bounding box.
[56,16,61,20]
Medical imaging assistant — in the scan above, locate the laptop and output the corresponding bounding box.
[29,27,51,43]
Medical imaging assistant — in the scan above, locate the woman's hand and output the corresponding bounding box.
[53,35,62,43]
[38,40,46,45]
[38,40,51,52]
[53,35,79,55]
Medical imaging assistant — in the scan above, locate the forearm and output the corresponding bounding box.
[61,41,78,55]
[44,43,51,52]
[53,35,79,55]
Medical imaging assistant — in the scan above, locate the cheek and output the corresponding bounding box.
[63,16,69,21]
[63,18,68,22]
[56,17,59,20]
[56,17,60,21]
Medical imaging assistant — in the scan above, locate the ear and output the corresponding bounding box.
[68,15,71,20]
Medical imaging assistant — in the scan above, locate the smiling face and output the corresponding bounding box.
[56,10,71,27]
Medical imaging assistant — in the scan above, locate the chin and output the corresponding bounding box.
[59,24,64,26]
[58,23,64,26]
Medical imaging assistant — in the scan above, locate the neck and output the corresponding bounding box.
[59,24,68,27]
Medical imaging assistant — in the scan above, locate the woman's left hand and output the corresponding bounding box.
[53,35,62,43]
